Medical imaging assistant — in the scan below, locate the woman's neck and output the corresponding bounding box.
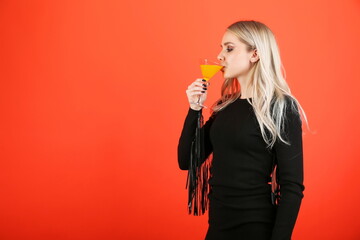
[237,64,257,98]
[237,76,253,99]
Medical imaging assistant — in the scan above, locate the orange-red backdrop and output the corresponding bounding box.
[1,0,359,239]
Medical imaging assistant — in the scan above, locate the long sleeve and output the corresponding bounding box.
[177,108,215,170]
[271,101,305,240]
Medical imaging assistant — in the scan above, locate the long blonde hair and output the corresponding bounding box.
[212,20,308,149]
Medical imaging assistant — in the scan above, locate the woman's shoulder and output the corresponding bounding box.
[282,95,301,124]
[271,95,301,122]
[273,95,299,110]
[285,95,300,113]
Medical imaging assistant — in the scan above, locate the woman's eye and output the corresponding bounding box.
[226,48,233,52]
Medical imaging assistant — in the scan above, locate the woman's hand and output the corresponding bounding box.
[186,78,209,111]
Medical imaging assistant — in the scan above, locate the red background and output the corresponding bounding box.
[1,0,359,239]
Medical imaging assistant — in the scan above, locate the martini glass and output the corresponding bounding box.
[192,58,223,108]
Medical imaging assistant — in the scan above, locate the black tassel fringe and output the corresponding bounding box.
[185,111,212,216]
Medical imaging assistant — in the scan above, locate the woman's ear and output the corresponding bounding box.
[250,49,259,63]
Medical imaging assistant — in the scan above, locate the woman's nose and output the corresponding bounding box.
[217,54,223,62]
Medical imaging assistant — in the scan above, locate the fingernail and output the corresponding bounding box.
[203,88,207,90]
[202,84,206,87]
[201,91,205,93]
[202,79,206,82]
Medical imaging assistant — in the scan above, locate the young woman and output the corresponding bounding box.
[178,20,306,240]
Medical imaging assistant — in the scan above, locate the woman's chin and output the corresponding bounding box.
[223,72,233,79]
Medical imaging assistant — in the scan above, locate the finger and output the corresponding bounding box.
[186,86,205,93]
[187,92,207,99]
[189,86,207,92]
[194,82,209,88]
[188,79,207,88]
[187,84,196,90]
[189,92,207,97]
[189,88,207,94]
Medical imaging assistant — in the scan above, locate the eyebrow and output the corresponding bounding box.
[220,42,234,47]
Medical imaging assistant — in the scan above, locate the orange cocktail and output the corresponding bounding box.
[200,64,223,81]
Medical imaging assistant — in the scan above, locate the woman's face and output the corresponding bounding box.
[217,31,258,79]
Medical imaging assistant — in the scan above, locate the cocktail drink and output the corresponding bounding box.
[193,59,222,108]
[200,64,223,81]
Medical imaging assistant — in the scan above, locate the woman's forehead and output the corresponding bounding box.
[221,31,240,45]
[221,31,244,46]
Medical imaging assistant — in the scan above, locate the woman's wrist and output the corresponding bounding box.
[189,104,202,111]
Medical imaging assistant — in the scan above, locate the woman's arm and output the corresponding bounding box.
[271,99,305,240]
[177,108,215,170]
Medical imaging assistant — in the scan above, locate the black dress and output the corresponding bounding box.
[178,97,304,240]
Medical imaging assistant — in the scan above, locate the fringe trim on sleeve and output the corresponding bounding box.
[185,110,212,216]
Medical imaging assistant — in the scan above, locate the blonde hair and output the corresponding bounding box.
[212,20,308,148]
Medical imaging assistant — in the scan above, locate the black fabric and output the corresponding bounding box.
[178,97,304,240]
[186,110,211,216]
